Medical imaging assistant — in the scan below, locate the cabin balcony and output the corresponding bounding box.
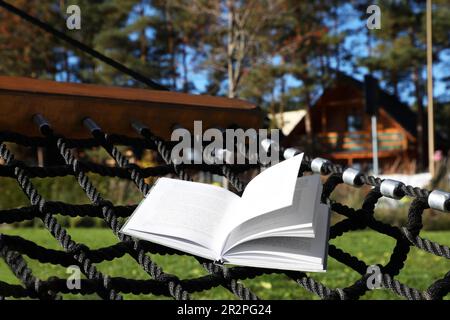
[313,129,408,160]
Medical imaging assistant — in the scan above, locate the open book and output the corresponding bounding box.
[121,154,330,272]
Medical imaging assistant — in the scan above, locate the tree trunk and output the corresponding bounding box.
[413,67,426,172]
[279,75,286,128]
[300,56,313,153]
[139,7,148,63]
[164,3,177,90]
[182,42,189,92]
[392,71,399,98]
[304,92,313,154]
[64,49,71,82]
[227,0,235,98]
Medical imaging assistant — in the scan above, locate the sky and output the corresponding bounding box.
[57,2,449,108]
[184,3,449,106]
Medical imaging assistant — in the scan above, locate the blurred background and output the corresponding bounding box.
[0,0,449,299]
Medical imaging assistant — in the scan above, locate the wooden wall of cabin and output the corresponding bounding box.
[309,85,406,135]
[281,83,416,172]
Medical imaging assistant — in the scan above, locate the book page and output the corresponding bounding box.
[122,228,215,260]
[223,203,330,272]
[239,153,303,223]
[221,175,321,254]
[120,177,241,253]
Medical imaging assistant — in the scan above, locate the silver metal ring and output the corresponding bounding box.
[342,168,363,187]
[283,148,301,159]
[310,157,329,174]
[428,190,450,212]
[380,179,404,199]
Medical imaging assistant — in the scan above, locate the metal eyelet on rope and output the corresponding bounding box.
[342,168,363,187]
[428,190,450,212]
[310,157,330,174]
[380,179,405,199]
[32,113,51,131]
[83,118,101,133]
[131,120,149,134]
[283,147,302,159]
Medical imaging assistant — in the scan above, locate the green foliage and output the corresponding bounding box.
[0,0,61,78]
[0,1,448,111]
[0,172,143,229]
[353,1,450,162]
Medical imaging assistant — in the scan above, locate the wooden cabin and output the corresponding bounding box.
[284,74,418,170]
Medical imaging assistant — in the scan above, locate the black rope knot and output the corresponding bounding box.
[323,290,342,300]
[95,199,114,208]
[348,209,370,228]
[156,273,179,284]
[125,163,140,172]
[67,243,90,255]
[37,198,49,213]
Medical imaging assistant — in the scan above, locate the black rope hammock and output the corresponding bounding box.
[0,0,449,300]
[0,116,449,300]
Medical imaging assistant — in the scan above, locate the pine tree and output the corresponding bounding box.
[0,1,62,78]
[355,0,450,171]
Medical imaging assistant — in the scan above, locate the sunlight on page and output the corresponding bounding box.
[240,154,303,221]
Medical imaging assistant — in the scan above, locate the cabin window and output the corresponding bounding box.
[347,114,363,132]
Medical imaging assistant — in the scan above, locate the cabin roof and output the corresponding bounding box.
[268,110,307,136]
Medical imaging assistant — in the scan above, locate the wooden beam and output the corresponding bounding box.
[0,76,262,139]
[427,0,435,176]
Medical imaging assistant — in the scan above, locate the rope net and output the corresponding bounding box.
[0,117,449,300]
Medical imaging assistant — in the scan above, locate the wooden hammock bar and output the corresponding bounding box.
[0,76,262,139]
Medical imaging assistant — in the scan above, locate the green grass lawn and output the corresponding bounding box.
[0,228,449,300]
